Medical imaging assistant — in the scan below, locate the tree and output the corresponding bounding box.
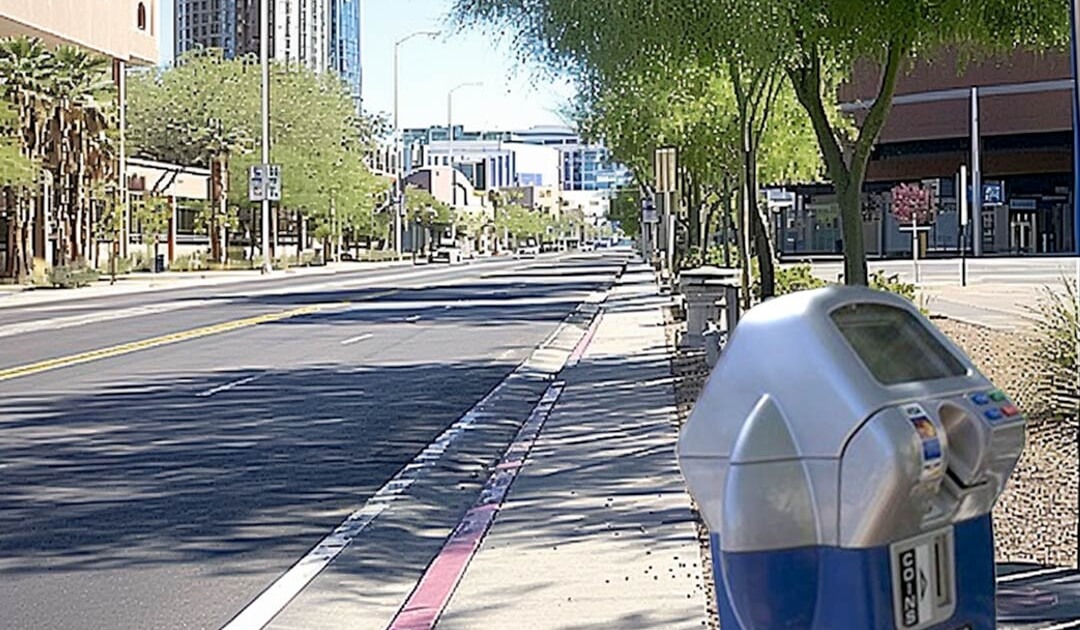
[0,36,117,281]
[453,0,1066,286]
[607,186,641,239]
[405,185,453,254]
[128,50,385,265]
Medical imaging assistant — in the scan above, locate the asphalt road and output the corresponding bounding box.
[0,252,626,630]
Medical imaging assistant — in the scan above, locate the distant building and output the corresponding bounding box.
[328,0,361,105]
[559,144,633,192]
[175,0,361,106]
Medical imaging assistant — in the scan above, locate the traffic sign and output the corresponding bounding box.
[249,164,282,202]
[249,165,266,201]
[266,164,282,201]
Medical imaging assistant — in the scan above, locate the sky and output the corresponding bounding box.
[157,0,577,132]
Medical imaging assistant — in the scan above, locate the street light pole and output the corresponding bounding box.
[393,31,438,258]
[447,82,482,207]
[259,0,271,274]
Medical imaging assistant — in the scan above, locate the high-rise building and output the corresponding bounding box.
[175,0,361,105]
[329,0,361,106]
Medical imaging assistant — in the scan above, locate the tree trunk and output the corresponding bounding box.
[736,170,753,310]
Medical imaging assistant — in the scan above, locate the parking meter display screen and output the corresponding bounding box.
[831,304,967,385]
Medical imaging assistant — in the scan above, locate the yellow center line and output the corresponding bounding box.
[0,288,404,383]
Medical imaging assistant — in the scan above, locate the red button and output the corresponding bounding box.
[1001,405,1020,417]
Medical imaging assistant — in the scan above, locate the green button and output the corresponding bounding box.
[990,391,1007,402]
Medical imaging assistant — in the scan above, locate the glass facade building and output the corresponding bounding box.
[329,0,361,108]
[560,145,632,192]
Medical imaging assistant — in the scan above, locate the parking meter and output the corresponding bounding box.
[677,286,1025,630]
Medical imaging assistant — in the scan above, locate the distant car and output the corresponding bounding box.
[580,241,596,252]
[429,247,462,264]
[516,243,540,258]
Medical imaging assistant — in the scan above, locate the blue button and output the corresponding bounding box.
[971,393,991,406]
[984,409,1004,421]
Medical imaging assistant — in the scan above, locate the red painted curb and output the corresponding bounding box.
[387,382,565,630]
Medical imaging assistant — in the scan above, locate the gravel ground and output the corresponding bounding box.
[935,317,1079,568]
[667,311,1080,630]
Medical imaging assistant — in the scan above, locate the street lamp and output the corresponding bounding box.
[393,30,439,258]
[259,0,271,273]
[447,81,483,207]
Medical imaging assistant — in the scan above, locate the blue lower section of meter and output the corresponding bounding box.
[712,516,996,630]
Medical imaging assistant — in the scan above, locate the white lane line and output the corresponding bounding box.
[998,566,1074,584]
[1039,620,1080,630]
[220,306,585,630]
[340,333,374,346]
[195,373,265,398]
[0,299,214,338]
[219,379,507,630]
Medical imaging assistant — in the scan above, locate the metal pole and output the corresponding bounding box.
[448,89,454,208]
[959,165,968,287]
[912,217,920,285]
[260,0,272,274]
[393,40,402,258]
[118,59,128,259]
[1069,0,1080,570]
[971,87,983,258]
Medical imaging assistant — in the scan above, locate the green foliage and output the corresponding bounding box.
[496,204,549,239]
[679,246,730,271]
[0,101,34,187]
[1030,278,1078,413]
[127,49,387,251]
[869,270,916,302]
[133,195,171,247]
[47,258,99,288]
[607,187,641,238]
[405,185,454,225]
[0,36,117,273]
[752,262,828,300]
[453,0,1066,286]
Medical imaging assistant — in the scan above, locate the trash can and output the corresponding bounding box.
[677,286,1025,630]
[153,254,166,273]
[678,266,739,347]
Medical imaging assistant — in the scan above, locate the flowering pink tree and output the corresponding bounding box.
[890,183,935,225]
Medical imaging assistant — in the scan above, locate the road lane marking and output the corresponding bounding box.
[998,566,1074,584]
[218,305,595,630]
[219,373,512,630]
[387,382,564,630]
[0,299,215,339]
[340,333,374,346]
[0,305,323,382]
[196,373,266,398]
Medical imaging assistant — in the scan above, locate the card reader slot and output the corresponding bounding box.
[945,466,988,491]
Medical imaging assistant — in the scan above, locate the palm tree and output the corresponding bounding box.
[0,36,52,282]
[47,44,115,265]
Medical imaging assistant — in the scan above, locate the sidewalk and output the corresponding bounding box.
[919,282,1045,330]
[433,262,705,629]
[0,260,411,310]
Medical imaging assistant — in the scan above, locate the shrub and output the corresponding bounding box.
[48,259,99,288]
[1030,278,1077,415]
[869,270,917,302]
[172,252,208,272]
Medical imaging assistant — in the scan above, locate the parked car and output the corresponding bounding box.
[429,247,463,264]
[580,241,596,252]
[516,239,541,258]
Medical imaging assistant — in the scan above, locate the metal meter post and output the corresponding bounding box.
[678,287,1025,630]
[959,165,969,287]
